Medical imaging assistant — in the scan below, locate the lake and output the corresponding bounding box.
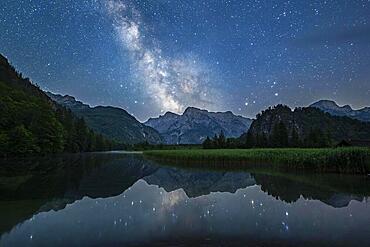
[1,153,370,246]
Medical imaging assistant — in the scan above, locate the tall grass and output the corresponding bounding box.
[144,148,370,174]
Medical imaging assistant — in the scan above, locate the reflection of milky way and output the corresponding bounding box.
[105,0,221,114]
[2,180,370,246]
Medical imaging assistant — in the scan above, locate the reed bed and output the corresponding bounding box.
[144,148,370,174]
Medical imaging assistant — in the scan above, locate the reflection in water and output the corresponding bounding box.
[145,167,256,198]
[0,153,157,235]
[0,153,370,246]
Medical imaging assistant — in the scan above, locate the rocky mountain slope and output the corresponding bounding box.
[310,100,370,122]
[145,107,252,144]
[47,93,162,145]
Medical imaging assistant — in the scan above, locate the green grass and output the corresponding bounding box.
[144,148,370,174]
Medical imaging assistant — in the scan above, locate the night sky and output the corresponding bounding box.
[1,0,370,121]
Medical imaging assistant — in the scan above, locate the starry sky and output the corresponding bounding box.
[1,0,370,121]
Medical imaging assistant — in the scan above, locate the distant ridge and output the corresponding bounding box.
[310,100,370,122]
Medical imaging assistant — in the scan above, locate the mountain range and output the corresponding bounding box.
[47,93,163,145]
[145,107,252,144]
[2,53,370,150]
[310,100,370,122]
[47,95,370,146]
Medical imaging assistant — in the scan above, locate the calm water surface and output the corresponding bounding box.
[0,153,370,246]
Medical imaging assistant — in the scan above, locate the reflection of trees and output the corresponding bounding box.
[253,172,370,207]
[0,153,157,234]
[2,154,370,236]
[254,174,302,203]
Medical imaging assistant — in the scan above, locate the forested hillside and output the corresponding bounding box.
[47,93,163,145]
[244,104,370,148]
[0,54,115,156]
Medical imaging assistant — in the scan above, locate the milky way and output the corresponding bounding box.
[1,0,370,120]
[105,0,221,114]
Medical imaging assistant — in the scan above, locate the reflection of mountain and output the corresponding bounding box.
[39,155,158,212]
[2,154,370,236]
[0,154,156,201]
[145,167,369,207]
[253,173,368,207]
[66,155,155,199]
[0,153,157,234]
[144,168,256,198]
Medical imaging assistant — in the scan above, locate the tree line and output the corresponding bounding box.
[202,122,332,149]
[202,131,240,149]
[244,121,332,148]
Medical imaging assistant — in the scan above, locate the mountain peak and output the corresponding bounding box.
[183,106,206,115]
[310,100,354,112]
[342,104,352,111]
[47,92,76,102]
[145,107,252,144]
[47,92,88,110]
[163,111,179,117]
[60,94,77,102]
[311,100,340,109]
[310,99,370,122]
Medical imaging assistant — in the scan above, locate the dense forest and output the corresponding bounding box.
[242,121,331,148]
[0,54,116,157]
[203,105,370,149]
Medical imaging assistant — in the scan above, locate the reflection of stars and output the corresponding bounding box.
[282,221,289,231]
